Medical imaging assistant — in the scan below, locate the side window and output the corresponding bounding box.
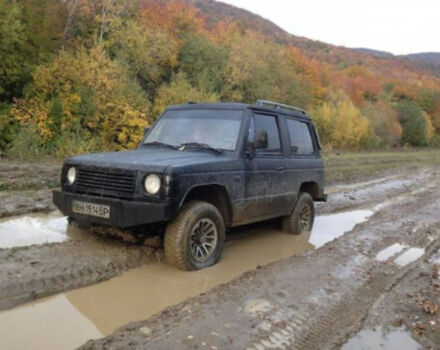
[287,119,315,155]
[254,114,281,153]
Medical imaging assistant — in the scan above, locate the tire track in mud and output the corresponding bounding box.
[0,167,437,316]
[0,229,162,310]
[291,237,440,350]
[80,169,440,350]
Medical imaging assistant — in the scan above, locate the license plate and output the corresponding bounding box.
[72,201,110,219]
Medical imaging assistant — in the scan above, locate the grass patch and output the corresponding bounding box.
[324,149,440,184]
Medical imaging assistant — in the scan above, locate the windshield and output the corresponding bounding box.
[144,109,244,151]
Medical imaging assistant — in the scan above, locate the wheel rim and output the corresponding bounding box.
[189,218,218,263]
[298,204,312,232]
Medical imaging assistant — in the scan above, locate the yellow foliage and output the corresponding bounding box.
[311,90,370,149]
[11,46,149,150]
[422,111,435,141]
[152,73,218,119]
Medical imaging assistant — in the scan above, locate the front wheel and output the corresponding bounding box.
[282,192,315,235]
[164,201,225,271]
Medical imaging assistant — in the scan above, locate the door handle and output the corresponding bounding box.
[277,167,285,171]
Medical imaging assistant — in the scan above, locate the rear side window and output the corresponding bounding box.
[286,119,315,155]
[254,114,281,153]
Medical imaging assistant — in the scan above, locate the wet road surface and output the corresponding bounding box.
[0,210,371,350]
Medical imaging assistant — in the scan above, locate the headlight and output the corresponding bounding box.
[144,174,161,195]
[67,167,76,185]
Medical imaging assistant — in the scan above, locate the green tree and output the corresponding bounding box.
[395,100,429,147]
[109,20,179,97]
[152,73,218,119]
[178,34,228,94]
[0,0,27,101]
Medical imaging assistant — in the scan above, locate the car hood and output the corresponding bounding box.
[66,148,233,173]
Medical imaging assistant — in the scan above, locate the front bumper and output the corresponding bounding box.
[53,190,170,228]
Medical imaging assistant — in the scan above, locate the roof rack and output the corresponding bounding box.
[256,100,306,114]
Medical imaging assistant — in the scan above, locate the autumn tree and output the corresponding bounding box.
[109,19,179,97]
[362,102,402,147]
[223,31,314,107]
[11,46,149,153]
[152,72,218,119]
[139,0,204,38]
[311,90,370,149]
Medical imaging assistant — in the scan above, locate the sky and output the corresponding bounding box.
[219,0,439,55]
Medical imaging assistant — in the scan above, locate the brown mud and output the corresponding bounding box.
[0,160,439,349]
[79,166,440,349]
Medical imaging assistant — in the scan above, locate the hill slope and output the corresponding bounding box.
[400,52,440,77]
[1,0,440,156]
[192,0,440,79]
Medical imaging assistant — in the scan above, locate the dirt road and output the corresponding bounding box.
[78,165,440,350]
[0,154,439,349]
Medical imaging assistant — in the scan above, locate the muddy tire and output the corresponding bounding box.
[164,201,225,271]
[282,192,315,235]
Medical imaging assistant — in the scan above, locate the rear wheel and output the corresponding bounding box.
[282,192,315,235]
[164,201,225,271]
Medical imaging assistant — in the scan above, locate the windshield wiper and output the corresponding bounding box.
[144,141,180,150]
[179,142,223,154]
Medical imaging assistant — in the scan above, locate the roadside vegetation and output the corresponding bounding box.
[0,0,440,159]
[1,150,439,195]
[324,149,440,184]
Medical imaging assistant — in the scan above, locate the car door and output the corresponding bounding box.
[242,112,290,222]
[283,117,322,206]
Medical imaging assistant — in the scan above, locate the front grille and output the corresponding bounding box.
[76,168,136,198]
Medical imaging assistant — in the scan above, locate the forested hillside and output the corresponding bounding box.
[1,0,440,159]
[401,53,440,78]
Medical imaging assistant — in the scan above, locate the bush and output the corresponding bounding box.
[0,104,19,155]
[11,46,150,151]
[51,130,103,159]
[395,100,430,147]
[6,124,46,160]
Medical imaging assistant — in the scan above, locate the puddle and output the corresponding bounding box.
[0,295,102,350]
[341,327,422,350]
[310,210,373,248]
[376,243,408,262]
[0,212,68,248]
[394,247,425,267]
[0,209,374,348]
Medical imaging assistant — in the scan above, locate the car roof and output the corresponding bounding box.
[167,102,311,121]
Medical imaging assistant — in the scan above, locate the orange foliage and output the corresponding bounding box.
[289,47,328,102]
[139,0,204,37]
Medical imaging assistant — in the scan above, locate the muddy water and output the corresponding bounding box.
[341,327,422,350]
[0,295,102,350]
[0,210,372,349]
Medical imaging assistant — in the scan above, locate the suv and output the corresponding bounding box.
[53,100,326,271]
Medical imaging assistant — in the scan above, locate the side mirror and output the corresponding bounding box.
[255,130,268,149]
[144,127,151,135]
